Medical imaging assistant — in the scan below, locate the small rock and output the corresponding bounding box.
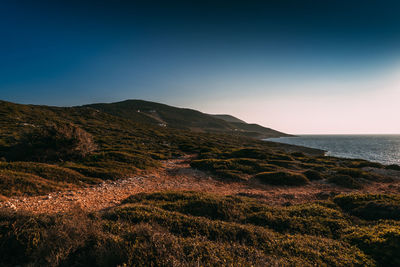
[5,202,16,210]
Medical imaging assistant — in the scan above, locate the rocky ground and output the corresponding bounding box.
[1,156,400,214]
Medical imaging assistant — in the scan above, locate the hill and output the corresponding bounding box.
[0,99,315,198]
[85,100,291,138]
[1,99,400,266]
[211,114,246,123]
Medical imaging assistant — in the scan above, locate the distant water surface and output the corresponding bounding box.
[266,135,400,165]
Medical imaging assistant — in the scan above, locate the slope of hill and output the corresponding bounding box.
[0,99,312,198]
[230,122,289,138]
[85,100,291,138]
[211,114,246,123]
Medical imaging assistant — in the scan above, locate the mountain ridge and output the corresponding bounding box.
[85,99,291,139]
[210,114,246,124]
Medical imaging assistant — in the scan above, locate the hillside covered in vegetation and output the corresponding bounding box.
[0,99,399,266]
[86,100,291,139]
[0,99,306,198]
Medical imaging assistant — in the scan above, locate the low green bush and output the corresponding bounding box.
[190,158,268,180]
[123,192,349,237]
[266,160,295,168]
[106,204,369,266]
[334,194,400,220]
[247,205,349,237]
[328,175,362,189]
[5,123,97,162]
[346,160,383,169]
[254,171,309,186]
[190,159,221,171]
[0,162,100,185]
[386,164,400,171]
[214,169,246,181]
[123,191,210,204]
[64,162,135,180]
[258,163,278,172]
[225,148,270,160]
[342,223,400,266]
[335,168,380,181]
[0,170,67,196]
[290,152,305,157]
[87,151,159,169]
[303,170,323,180]
[0,191,380,266]
[269,153,294,161]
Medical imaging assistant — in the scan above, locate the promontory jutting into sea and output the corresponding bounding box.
[267,135,400,165]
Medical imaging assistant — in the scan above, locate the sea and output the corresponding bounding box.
[266,135,400,166]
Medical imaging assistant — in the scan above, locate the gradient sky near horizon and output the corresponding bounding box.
[1,1,400,134]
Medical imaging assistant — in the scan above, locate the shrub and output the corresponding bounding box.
[0,170,67,196]
[328,175,362,189]
[335,168,380,181]
[246,204,350,237]
[226,148,269,159]
[299,163,328,172]
[123,191,210,204]
[0,208,104,266]
[119,224,274,266]
[190,158,264,177]
[64,162,135,181]
[190,159,220,171]
[0,162,100,185]
[342,223,400,266]
[0,192,375,266]
[258,164,278,172]
[214,169,246,181]
[303,170,323,181]
[347,160,383,169]
[88,151,159,169]
[267,160,294,168]
[254,171,309,186]
[215,159,256,174]
[334,194,400,220]
[386,164,400,171]
[7,123,97,162]
[291,152,305,157]
[270,153,294,161]
[122,192,349,237]
[107,193,372,266]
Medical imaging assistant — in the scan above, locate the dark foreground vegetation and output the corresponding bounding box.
[1,191,400,266]
[1,99,400,266]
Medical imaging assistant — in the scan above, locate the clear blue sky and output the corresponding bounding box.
[1,1,400,134]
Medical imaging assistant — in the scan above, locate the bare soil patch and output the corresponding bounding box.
[1,156,399,214]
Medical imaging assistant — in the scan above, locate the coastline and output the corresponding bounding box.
[265,135,400,166]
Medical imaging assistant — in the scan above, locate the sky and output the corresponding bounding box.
[1,0,400,134]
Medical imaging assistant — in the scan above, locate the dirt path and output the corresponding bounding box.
[1,156,400,214]
[0,157,216,214]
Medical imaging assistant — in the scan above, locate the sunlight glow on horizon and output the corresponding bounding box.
[188,64,400,135]
[2,2,400,135]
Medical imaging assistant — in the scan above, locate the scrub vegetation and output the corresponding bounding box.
[0,100,399,266]
[2,191,400,266]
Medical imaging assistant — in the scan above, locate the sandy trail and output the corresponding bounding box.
[1,156,400,214]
